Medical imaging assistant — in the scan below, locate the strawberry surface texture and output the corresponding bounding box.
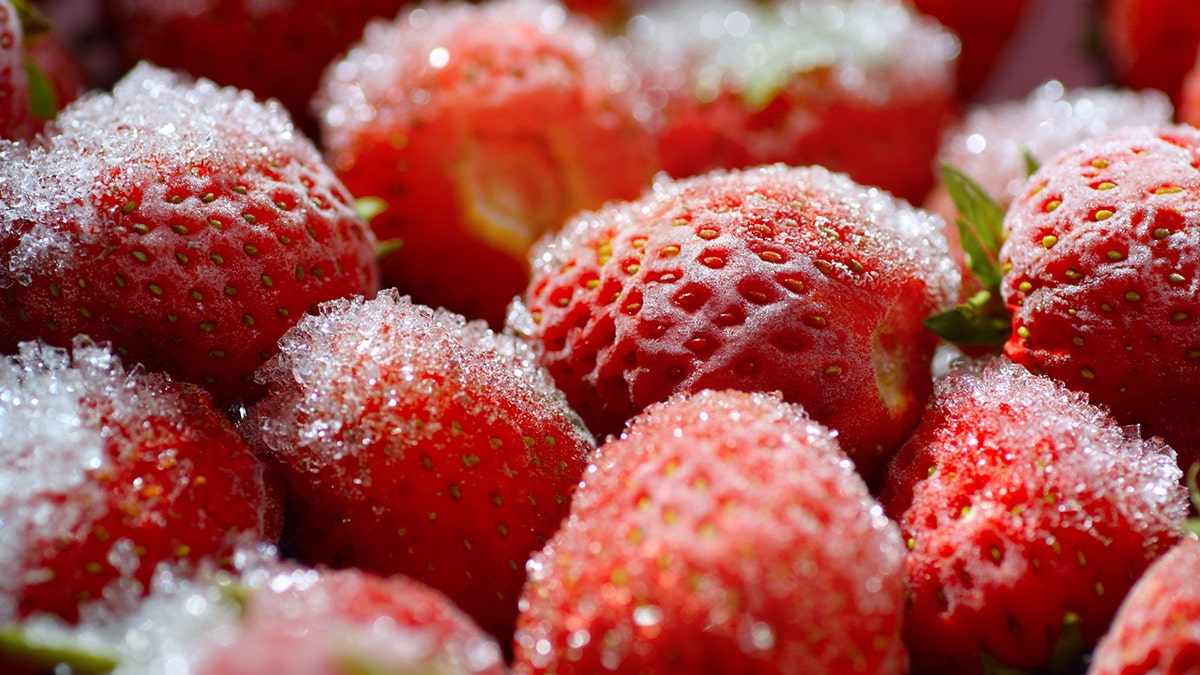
[0,63,381,408]
[243,289,594,644]
[514,162,959,478]
[878,356,1187,674]
[1001,124,1200,471]
[514,389,908,674]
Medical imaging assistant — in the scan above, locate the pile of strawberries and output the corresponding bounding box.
[5,0,1200,673]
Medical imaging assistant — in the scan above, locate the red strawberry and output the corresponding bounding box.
[513,389,909,674]
[314,0,660,328]
[0,62,381,408]
[905,0,1033,100]
[512,163,959,478]
[1089,535,1200,675]
[0,336,281,626]
[878,356,1187,674]
[101,0,407,137]
[242,289,594,643]
[1000,124,1200,470]
[1,558,506,674]
[1102,0,1200,107]
[194,564,508,675]
[0,0,32,140]
[626,0,960,204]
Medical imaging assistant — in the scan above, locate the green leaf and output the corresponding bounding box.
[11,0,49,39]
[23,57,57,121]
[0,624,119,674]
[376,238,403,261]
[941,163,1005,290]
[1021,145,1041,178]
[923,289,1010,346]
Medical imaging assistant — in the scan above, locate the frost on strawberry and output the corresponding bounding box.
[315,0,659,328]
[878,356,1187,674]
[513,163,960,478]
[625,0,959,204]
[1,551,506,675]
[242,289,594,644]
[1089,536,1200,675]
[1001,124,1200,470]
[513,389,908,674]
[0,336,280,627]
[0,62,381,408]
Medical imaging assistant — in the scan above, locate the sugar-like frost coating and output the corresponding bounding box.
[514,389,908,674]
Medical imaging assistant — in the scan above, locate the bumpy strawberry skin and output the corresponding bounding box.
[0,63,380,407]
[879,357,1187,674]
[316,0,659,328]
[1000,124,1200,468]
[243,290,594,644]
[514,389,908,675]
[514,163,959,477]
[0,337,281,625]
[1089,536,1200,675]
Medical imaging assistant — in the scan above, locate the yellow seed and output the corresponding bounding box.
[1018,281,1033,293]
[1092,158,1109,168]
[1094,209,1114,221]
[1072,335,1084,346]
[1064,269,1082,280]
[1154,228,1171,239]
[1017,326,1031,339]
[1126,291,1142,302]
[1169,273,1186,285]
[1095,181,1116,190]
[1107,250,1124,261]
[1042,235,1058,248]
[1046,200,1061,212]
[1155,186,1183,194]
[1081,367,1095,379]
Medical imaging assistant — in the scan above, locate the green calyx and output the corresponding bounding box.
[923,164,1013,348]
[0,624,119,674]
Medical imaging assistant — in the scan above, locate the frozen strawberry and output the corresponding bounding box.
[514,389,908,674]
[0,0,32,140]
[0,63,380,407]
[625,0,959,204]
[1089,535,1200,675]
[1000,124,1200,470]
[878,356,1187,674]
[1102,0,1200,106]
[0,337,280,626]
[512,163,959,478]
[101,0,407,137]
[906,0,1032,100]
[315,0,660,328]
[242,289,594,643]
[1,554,506,675]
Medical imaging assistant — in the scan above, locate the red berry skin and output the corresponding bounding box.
[315,0,660,328]
[878,357,1187,675]
[103,0,407,137]
[906,0,1032,100]
[243,290,594,644]
[1000,124,1200,470]
[194,565,507,675]
[1090,536,1200,675]
[513,389,908,675]
[514,164,959,478]
[0,63,380,408]
[0,337,281,625]
[0,0,32,140]
[1103,0,1200,106]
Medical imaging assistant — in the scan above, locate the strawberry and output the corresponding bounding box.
[1000,124,1200,470]
[905,0,1033,100]
[877,356,1187,674]
[1,556,506,674]
[194,564,508,675]
[314,0,660,328]
[1102,0,1200,107]
[0,336,281,626]
[101,0,407,137]
[511,163,959,478]
[241,289,594,644]
[625,0,960,204]
[513,388,909,674]
[0,62,381,408]
[1089,535,1200,675]
[0,0,32,140]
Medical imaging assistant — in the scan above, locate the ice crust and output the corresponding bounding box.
[0,338,182,619]
[0,62,332,285]
[625,0,958,106]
